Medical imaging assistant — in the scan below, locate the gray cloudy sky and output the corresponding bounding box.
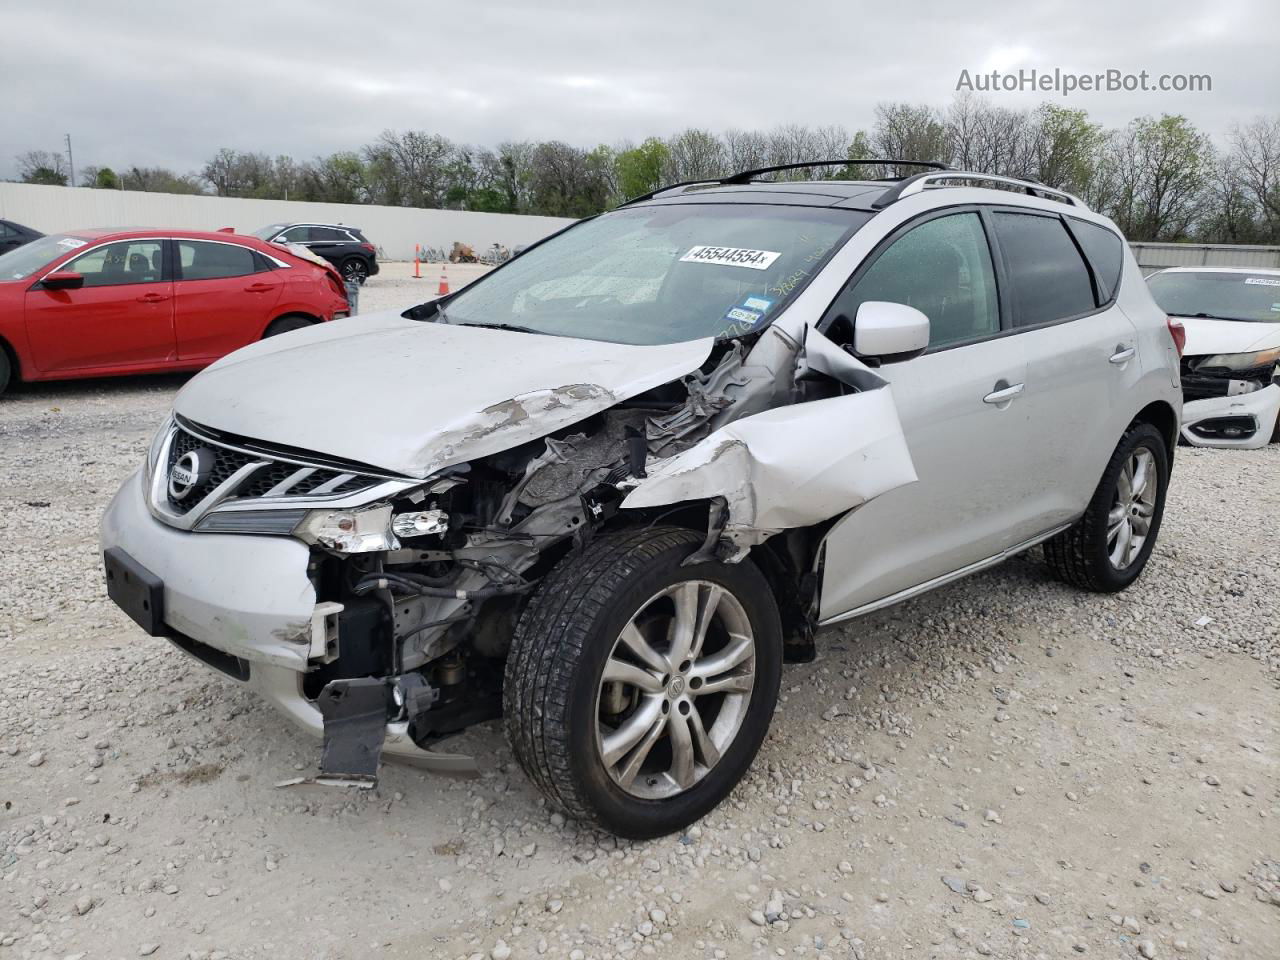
[5,0,1277,180]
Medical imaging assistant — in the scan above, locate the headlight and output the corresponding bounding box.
[1200,347,1280,372]
[143,414,175,485]
[295,503,400,553]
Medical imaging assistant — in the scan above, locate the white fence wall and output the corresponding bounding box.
[0,182,574,261]
[1130,241,1280,271]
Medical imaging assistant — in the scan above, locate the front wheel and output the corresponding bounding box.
[504,526,782,839]
[1045,421,1169,592]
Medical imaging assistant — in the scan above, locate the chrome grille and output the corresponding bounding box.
[161,425,380,518]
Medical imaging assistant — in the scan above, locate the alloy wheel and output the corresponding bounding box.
[594,581,756,800]
[1107,447,1157,569]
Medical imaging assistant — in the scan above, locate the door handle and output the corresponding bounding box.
[244,283,277,293]
[1109,346,1136,364]
[983,381,1025,405]
[136,293,169,303]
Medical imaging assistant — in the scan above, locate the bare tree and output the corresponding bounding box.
[664,128,726,182]
[1227,116,1280,242]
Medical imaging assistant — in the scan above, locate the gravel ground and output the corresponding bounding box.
[1,301,1277,959]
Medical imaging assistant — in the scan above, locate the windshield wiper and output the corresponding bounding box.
[453,321,544,335]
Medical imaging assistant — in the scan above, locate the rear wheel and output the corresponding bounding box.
[1045,422,1169,592]
[504,526,782,839]
[340,257,369,284]
[263,315,312,338]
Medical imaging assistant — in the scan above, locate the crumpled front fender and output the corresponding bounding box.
[622,335,917,557]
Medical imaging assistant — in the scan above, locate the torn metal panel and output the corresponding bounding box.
[623,346,917,558]
[173,312,715,478]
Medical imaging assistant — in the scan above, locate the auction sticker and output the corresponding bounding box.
[680,245,781,270]
[1244,277,1280,286]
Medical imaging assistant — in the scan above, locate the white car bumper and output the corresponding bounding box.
[1180,383,1280,449]
[99,470,474,771]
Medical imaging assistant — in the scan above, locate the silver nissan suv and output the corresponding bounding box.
[101,161,1182,838]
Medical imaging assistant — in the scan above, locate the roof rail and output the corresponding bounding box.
[720,158,946,184]
[873,171,1085,209]
[622,158,948,205]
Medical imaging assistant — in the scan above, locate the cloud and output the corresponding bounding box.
[2,0,1276,179]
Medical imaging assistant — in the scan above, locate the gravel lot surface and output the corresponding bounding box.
[1,282,1277,959]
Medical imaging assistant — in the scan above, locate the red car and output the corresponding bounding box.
[0,228,351,396]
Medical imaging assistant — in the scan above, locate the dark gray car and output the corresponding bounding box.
[253,222,379,284]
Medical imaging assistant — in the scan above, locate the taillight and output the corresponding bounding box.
[1166,316,1186,357]
[360,243,375,255]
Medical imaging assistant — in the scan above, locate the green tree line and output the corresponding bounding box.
[13,96,1280,244]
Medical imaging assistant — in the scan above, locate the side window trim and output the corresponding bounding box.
[983,206,1110,332]
[818,204,1007,354]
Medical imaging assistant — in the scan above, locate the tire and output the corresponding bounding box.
[1045,422,1169,592]
[340,257,369,284]
[263,315,312,338]
[504,526,782,839]
[0,348,11,397]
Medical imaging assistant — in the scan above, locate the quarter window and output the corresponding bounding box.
[992,212,1096,326]
[834,212,1000,349]
[178,241,258,280]
[1067,218,1125,304]
[66,240,164,286]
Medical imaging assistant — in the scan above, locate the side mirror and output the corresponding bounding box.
[854,301,929,363]
[41,271,85,291]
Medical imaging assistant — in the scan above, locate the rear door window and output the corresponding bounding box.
[310,226,353,242]
[992,212,1096,326]
[278,226,313,243]
[178,241,258,280]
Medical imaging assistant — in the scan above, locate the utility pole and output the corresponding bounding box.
[64,133,75,187]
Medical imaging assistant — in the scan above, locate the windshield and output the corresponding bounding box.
[250,223,289,240]
[0,234,92,281]
[1148,271,1280,323]
[436,204,870,345]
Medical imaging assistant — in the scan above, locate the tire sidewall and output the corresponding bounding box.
[1087,423,1169,590]
[562,539,782,838]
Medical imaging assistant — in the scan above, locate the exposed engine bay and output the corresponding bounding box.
[299,325,916,781]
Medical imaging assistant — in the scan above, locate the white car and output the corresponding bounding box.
[101,163,1182,838]
[1146,266,1280,448]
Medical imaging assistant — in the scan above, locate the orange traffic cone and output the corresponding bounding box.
[437,265,450,296]
[413,244,421,279]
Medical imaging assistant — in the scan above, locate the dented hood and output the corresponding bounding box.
[175,311,713,478]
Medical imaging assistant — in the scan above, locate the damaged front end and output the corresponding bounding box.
[292,324,915,784]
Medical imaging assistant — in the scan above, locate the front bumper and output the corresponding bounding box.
[99,470,474,771]
[1180,383,1280,449]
